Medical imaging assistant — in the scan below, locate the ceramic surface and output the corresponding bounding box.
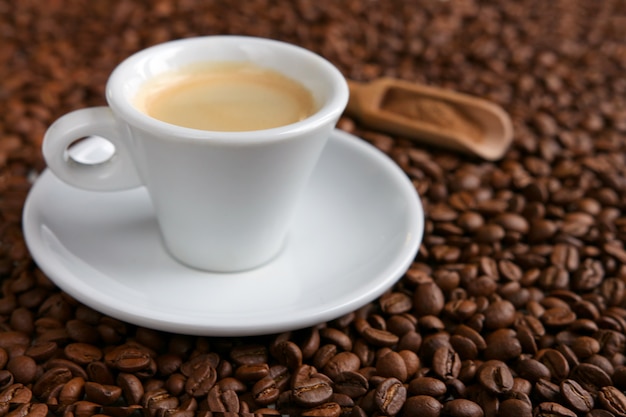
[24,130,424,336]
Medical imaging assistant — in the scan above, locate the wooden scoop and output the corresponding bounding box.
[345,78,513,160]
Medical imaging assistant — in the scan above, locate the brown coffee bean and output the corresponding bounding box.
[477,360,513,394]
[432,346,461,380]
[0,331,29,349]
[442,398,484,417]
[570,363,612,395]
[536,348,570,381]
[598,386,626,417]
[165,373,186,397]
[32,367,72,401]
[413,277,445,317]
[515,358,551,383]
[64,342,102,365]
[86,361,115,386]
[376,351,408,382]
[409,377,447,398]
[292,376,333,407]
[0,383,32,404]
[484,328,522,361]
[234,363,270,382]
[450,335,478,361]
[403,395,443,417]
[571,336,601,360]
[534,378,562,402]
[252,375,279,406]
[444,300,478,322]
[207,384,240,412]
[379,291,413,315]
[141,388,179,410]
[361,326,399,347]
[533,402,577,417]
[322,352,360,380]
[483,299,516,329]
[5,403,48,417]
[375,377,406,415]
[230,345,268,366]
[560,379,594,413]
[117,373,144,405]
[104,345,152,372]
[58,376,85,405]
[333,371,368,398]
[272,340,303,370]
[184,360,217,397]
[300,402,341,417]
[84,381,122,405]
[6,356,36,384]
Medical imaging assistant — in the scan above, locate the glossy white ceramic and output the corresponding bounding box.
[41,36,349,272]
[24,130,423,336]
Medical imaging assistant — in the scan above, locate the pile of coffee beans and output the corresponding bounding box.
[3,0,626,416]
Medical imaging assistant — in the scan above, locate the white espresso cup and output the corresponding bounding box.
[42,36,349,272]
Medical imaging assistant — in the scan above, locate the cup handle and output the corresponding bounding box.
[42,106,142,191]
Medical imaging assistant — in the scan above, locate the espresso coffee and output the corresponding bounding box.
[134,62,316,131]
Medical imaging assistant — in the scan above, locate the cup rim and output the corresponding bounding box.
[105,35,349,144]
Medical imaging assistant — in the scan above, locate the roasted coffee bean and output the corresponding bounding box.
[442,398,484,417]
[64,342,102,365]
[292,376,333,407]
[376,351,408,382]
[6,403,48,417]
[450,334,478,360]
[32,367,72,401]
[104,345,152,372]
[84,381,122,405]
[0,384,33,404]
[361,327,399,347]
[290,365,333,406]
[272,340,303,370]
[6,356,37,384]
[300,401,341,417]
[374,378,406,415]
[516,357,551,384]
[534,378,562,403]
[560,379,594,414]
[116,373,144,405]
[251,375,279,405]
[598,386,626,417]
[234,363,270,381]
[536,348,570,381]
[58,376,85,405]
[500,398,532,417]
[207,384,239,412]
[413,277,445,317]
[570,363,613,394]
[477,360,513,394]
[86,361,115,386]
[484,328,522,361]
[184,361,217,397]
[533,402,577,417]
[141,388,179,411]
[403,395,443,417]
[230,345,268,366]
[409,377,447,398]
[334,371,368,398]
[483,300,516,329]
[432,346,461,380]
[322,352,360,380]
[379,291,413,315]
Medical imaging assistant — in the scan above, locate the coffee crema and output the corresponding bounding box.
[134,62,317,131]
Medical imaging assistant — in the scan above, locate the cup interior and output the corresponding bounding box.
[106,36,349,140]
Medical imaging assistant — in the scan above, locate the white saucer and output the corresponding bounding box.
[23,129,424,336]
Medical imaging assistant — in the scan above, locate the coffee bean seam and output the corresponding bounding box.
[5,1,626,417]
